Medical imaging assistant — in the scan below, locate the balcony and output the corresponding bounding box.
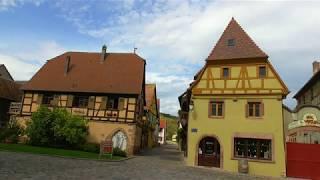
[9,102,22,115]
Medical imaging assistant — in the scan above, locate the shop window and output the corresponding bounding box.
[259,66,266,78]
[209,101,224,117]
[234,138,272,160]
[72,96,89,108]
[247,102,263,117]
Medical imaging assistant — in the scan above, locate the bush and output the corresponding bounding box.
[26,106,88,148]
[112,147,127,157]
[79,143,100,153]
[0,119,24,143]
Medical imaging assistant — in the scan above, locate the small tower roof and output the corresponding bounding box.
[207,18,268,60]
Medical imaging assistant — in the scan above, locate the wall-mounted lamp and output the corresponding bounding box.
[189,100,194,111]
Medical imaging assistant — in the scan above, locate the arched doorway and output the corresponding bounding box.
[112,131,128,151]
[198,136,221,167]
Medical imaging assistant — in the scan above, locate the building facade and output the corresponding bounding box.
[143,84,160,148]
[285,61,320,144]
[0,64,21,127]
[184,18,289,177]
[158,119,166,144]
[14,46,147,155]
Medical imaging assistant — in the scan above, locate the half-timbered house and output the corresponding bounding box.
[15,46,146,155]
[184,18,289,177]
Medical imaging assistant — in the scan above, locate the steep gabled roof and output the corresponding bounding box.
[145,84,156,108]
[294,69,320,99]
[207,18,268,60]
[0,64,14,81]
[0,78,21,101]
[22,52,146,95]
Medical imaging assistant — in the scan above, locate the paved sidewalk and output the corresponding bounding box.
[0,144,278,180]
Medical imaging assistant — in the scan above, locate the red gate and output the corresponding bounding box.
[287,142,320,179]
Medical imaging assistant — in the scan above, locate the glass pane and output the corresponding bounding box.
[205,141,214,155]
[235,138,246,157]
[255,103,260,117]
[248,104,254,116]
[218,103,223,116]
[259,140,271,159]
[259,67,266,77]
[247,139,258,158]
[223,68,229,78]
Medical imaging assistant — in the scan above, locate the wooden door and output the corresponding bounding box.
[198,137,220,167]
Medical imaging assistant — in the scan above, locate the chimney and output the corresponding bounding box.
[64,55,71,75]
[313,61,320,74]
[134,47,137,54]
[100,45,107,63]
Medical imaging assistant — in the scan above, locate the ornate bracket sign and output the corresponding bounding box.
[288,113,320,130]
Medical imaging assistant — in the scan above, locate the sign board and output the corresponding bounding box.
[288,113,320,130]
[191,128,198,133]
[99,140,113,159]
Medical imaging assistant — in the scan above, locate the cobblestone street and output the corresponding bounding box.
[0,144,276,180]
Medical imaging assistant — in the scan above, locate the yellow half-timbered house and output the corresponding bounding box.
[16,46,146,155]
[185,18,289,177]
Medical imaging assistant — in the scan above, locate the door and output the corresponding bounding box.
[198,137,220,167]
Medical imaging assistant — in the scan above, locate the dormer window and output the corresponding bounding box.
[227,39,235,46]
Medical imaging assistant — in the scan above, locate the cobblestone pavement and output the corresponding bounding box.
[0,144,279,180]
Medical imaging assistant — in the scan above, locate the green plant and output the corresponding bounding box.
[26,106,88,148]
[0,119,24,143]
[79,143,100,153]
[112,147,127,157]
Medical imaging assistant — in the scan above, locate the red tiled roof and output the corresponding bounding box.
[159,119,166,128]
[22,52,145,94]
[0,78,21,101]
[207,18,268,60]
[145,84,156,108]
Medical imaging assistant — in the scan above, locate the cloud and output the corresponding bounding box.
[0,0,43,11]
[0,40,66,80]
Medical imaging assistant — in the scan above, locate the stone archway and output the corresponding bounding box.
[106,128,130,153]
[195,135,223,168]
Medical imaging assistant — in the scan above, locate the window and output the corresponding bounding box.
[72,96,89,108]
[227,39,235,46]
[234,138,272,160]
[107,97,119,109]
[209,101,224,117]
[259,66,266,78]
[42,94,54,105]
[247,102,263,117]
[222,68,230,78]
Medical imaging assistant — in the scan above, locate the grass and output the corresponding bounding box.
[0,143,124,160]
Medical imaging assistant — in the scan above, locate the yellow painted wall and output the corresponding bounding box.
[187,95,286,177]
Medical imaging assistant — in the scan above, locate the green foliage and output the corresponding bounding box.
[79,143,100,153]
[26,106,88,148]
[0,119,24,143]
[160,113,178,140]
[112,147,127,157]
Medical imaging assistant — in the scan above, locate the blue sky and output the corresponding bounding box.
[1,0,320,115]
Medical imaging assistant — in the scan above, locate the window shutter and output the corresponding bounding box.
[118,98,125,110]
[51,95,59,106]
[37,94,43,104]
[100,96,108,110]
[67,95,74,107]
[88,96,95,109]
[260,103,264,116]
[245,103,248,117]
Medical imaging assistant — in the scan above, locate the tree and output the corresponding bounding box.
[26,106,88,148]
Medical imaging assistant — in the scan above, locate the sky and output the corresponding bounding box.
[0,0,320,115]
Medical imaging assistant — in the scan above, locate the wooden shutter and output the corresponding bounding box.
[245,103,249,117]
[100,96,108,110]
[67,95,74,107]
[260,102,264,116]
[118,98,125,110]
[88,96,95,109]
[37,94,43,104]
[51,95,59,106]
